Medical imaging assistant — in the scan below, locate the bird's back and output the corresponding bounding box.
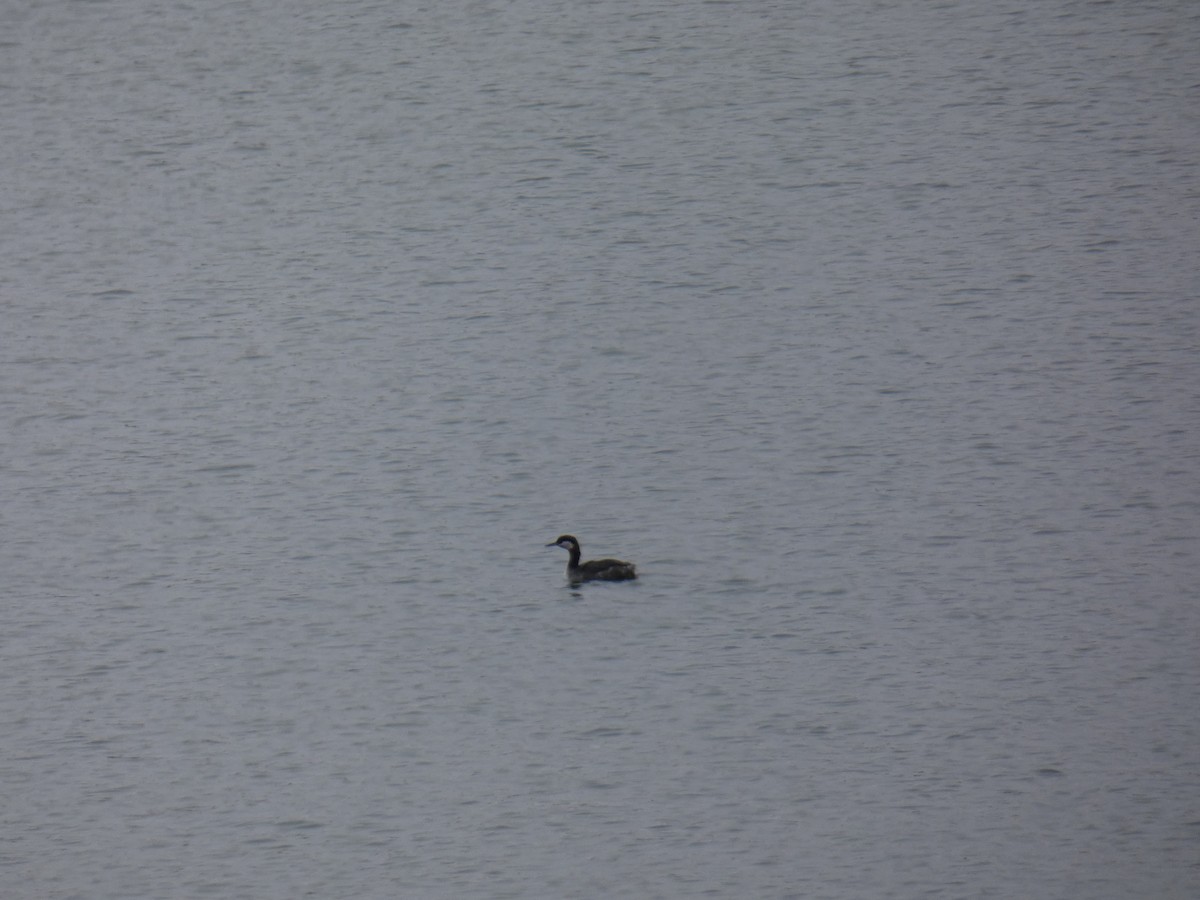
[575,558,637,581]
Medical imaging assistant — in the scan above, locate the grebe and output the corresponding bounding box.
[546,534,637,582]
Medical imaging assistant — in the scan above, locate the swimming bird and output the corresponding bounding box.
[546,534,637,582]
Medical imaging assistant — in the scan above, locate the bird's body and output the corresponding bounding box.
[547,534,637,583]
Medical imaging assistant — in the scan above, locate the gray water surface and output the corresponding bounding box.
[2,1,1198,897]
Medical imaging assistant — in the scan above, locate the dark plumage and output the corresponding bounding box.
[546,534,637,583]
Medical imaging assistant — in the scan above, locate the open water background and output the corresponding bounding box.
[2,1,1198,897]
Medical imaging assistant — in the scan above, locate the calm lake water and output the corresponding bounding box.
[2,0,1198,897]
